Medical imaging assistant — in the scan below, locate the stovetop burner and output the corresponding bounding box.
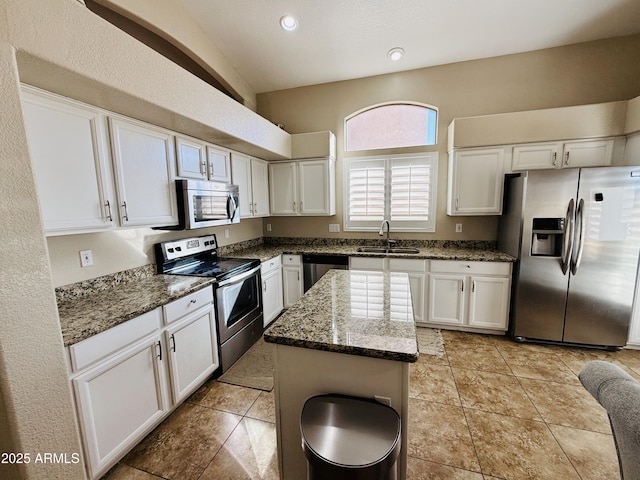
[155,234,260,281]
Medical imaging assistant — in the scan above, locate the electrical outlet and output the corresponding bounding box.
[455,223,463,233]
[266,223,272,232]
[328,223,340,233]
[224,228,230,239]
[79,250,93,267]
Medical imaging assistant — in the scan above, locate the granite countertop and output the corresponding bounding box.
[227,243,515,263]
[264,269,419,363]
[58,274,215,347]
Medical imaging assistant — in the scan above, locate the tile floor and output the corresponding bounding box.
[103,330,640,480]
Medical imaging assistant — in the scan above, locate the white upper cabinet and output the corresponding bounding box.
[230,152,270,217]
[269,162,298,215]
[207,145,232,183]
[21,86,115,235]
[512,139,615,171]
[447,147,504,215]
[175,134,232,183]
[175,135,206,180]
[269,158,336,216]
[109,117,179,227]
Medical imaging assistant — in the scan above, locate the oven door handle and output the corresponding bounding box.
[216,265,261,287]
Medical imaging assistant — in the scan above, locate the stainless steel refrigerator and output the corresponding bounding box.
[498,167,640,348]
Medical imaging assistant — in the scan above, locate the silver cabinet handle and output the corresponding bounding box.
[156,340,162,361]
[170,334,176,352]
[263,281,267,292]
[552,152,557,166]
[121,201,129,221]
[200,161,207,176]
[208,161,214,177]
[564,151,570,165]
[460,280,464,292]
[105,200,113,221]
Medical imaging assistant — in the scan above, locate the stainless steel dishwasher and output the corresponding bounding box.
[302,254,349,292]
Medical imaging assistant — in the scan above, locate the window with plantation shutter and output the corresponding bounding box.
[344,153,438,232]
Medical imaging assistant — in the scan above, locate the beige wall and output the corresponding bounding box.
[257,35,640,241]
[48,219,264,287]
[91,0,258,110]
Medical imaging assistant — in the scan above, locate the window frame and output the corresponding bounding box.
[343,152,438,233]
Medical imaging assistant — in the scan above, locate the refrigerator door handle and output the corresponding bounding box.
[571,198,586,275]
[561,199,575,275]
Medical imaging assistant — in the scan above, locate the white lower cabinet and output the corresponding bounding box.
[282,254,303,307]
[73,336,166,479]
[261,255,284,327]
[427,260,511,332]
[164,307,218,404]
[68,287,218,479]
[350,257,427,323]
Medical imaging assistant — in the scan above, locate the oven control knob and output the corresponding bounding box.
[167,248,174,253]
[175,247,182,251]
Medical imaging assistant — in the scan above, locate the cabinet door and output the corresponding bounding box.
[207,145,232,183]
[73,336,166,479]
[175,135,206,180]
[512,143,560,171]
[298,159,331,215]
[468,276,510,330]
[283,265,303,307]
[231,152,252,217]
[269,162,298,215]
[109,117,178,227]
[562,139,614,168]
[21,87,114,234]
[165,307,219,404]
[448,148,504,215]
[388,259,427,323]
[428,274,465,325]
[251,158,270,217]
[262,268,284,327]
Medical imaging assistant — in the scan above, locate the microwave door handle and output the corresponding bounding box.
[571,198,585,275]
[561,199,575,275]
[227,194,238,220]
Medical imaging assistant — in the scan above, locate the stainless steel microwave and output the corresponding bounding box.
[166,179,240,230]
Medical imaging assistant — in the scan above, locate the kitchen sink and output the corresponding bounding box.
[357,247,420,254]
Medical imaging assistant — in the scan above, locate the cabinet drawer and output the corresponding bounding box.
[430,260,511,276]
[282,254,301,266]
[163,287,214,325]
[387,258,428,272]
[350,257,385,270]
[261,255,282,274]
[68,308,161,372]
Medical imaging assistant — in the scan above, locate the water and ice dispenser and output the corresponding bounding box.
[531,218,564,257]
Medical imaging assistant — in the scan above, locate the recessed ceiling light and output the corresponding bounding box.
[280,15,298,31]
[387,47,405,61]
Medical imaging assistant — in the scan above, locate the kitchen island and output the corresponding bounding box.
[264,269,419,480]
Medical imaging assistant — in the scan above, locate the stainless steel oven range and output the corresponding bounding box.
[155,234,263,373]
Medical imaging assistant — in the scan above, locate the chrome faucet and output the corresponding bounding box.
[379,219,395,248]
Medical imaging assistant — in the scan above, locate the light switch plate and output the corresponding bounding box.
[328,223,340,233]
[80,250,93,267]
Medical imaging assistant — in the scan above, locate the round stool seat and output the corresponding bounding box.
[300,394,401,480]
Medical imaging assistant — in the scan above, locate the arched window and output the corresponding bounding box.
[343,102,439,233]
[345,102,437,152]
